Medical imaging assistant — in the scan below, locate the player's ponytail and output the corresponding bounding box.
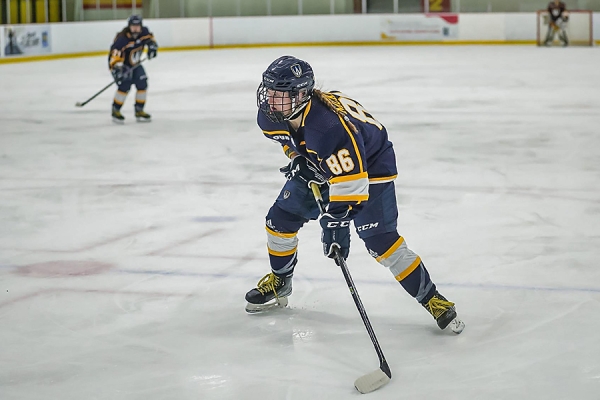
[313,89,358,134]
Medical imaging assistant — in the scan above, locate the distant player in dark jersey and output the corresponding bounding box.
[544,0,569,46]
[244,56,464,334]
[108,15,158,123]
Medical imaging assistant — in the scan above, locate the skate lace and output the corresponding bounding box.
[256,273,282,297]
[425,297,455,319]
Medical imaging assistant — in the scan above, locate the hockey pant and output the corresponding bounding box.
[264,178,436,303]
[113,65,148,111]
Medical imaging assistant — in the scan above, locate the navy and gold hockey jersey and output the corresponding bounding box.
[259,91,398,216]
[108,27,155,70]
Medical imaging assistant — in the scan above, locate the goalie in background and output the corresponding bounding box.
[544,0,569,46]
[108,15,158,123]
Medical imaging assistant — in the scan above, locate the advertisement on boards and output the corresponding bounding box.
[3,25,51,57]
[381,14,459,41]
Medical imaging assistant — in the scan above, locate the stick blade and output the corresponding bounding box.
[354,368,391,394]
[75,102,83,107]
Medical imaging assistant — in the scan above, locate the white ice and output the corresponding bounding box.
[1,45,599,400]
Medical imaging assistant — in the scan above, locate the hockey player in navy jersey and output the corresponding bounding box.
[108,15,158,123]
[245,56,464,333]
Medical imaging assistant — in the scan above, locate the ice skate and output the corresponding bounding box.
[245,272,292,313]
[112,108,125,124]
[422,291,465,334]
[135,110,151,122]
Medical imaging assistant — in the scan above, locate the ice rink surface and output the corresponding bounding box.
[1,45,599,400]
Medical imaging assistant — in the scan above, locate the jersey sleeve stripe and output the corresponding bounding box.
[330,194,369,202]
[329,175,369,202]
[263,130,289,136]
[283,145,299,159]
[369,175,397,183]
[109,54,125,68]
[329,171,368,184]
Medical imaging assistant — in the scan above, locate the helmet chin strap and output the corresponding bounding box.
[285,95,311,121]
[286,107,305,122]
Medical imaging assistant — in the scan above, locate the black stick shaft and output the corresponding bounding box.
[310,183,391,378]
[77,80,115,107]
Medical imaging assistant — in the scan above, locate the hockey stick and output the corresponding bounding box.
[75,80,115,107]
[75,58,148,107]
[310,182,391,394]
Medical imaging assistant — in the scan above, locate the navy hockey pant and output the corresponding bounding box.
[265,178,436,303]
[113,65,148,111]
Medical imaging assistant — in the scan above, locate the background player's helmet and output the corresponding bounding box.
[257,56,315,123]
[127,15,142,27]
[127,15,143,38]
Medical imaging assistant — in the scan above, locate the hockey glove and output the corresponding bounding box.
[280,156,327,188]
[320,212,351,265]
[111,65,130,85]
[147,42,158,59]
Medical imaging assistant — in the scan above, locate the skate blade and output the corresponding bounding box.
[136,117,151,123]
[112,118,125,125]
[245,297,288,314]
[448,317,465,334]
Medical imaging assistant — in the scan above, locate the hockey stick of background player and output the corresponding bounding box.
[75,58,148,107]
[310,182,392,394]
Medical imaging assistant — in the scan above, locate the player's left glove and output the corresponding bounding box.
[280,156,327,187]
[320,210,351,265]
[147,42,158,59]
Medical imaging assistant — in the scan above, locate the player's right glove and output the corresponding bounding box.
[319,210,351,266]
[280,156,327,187]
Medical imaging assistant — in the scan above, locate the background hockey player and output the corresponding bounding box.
[544,0,569,46]
[245,55,464,334]
[108,15,158,123]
